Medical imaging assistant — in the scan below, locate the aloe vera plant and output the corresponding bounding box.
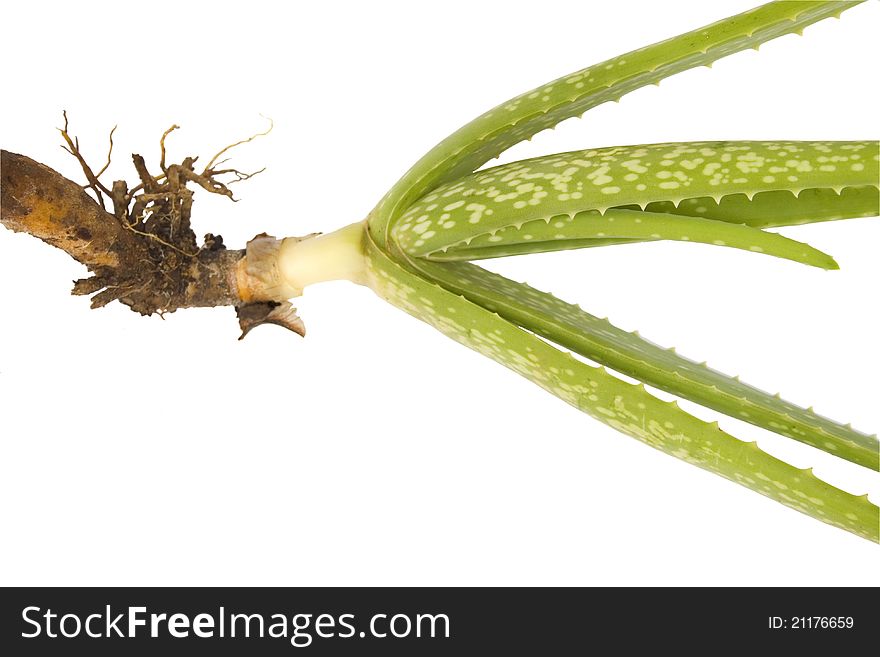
[1,1,877,542]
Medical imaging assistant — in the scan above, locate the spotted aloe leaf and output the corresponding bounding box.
[364,235,878,541]
[636,184,879,228]
[399,207,838,267]
[370,2,865,244]
[391,141,878,263]
[410,258,879,471]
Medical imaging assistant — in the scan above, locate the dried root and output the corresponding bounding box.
[2,116,304,337]
[59,111,270,257]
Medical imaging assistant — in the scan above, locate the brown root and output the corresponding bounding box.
[1,117,303,337]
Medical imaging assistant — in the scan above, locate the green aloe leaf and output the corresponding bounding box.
[409,258,879,471]
[640,184,879,229]
[363,234,878,540]
[369,2,864,244]
[390,141,878,260]
[403,207,838,268]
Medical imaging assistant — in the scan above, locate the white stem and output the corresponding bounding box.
[277,221,368,294]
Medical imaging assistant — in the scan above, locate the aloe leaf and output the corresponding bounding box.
[363,235,878,540]
[421,175,880,260]
[390,141,878,258]
[410,258,879,471]
[370,2,865,244]
[640,184,880,228]
[404,207,838,269]
[425,235,649,259]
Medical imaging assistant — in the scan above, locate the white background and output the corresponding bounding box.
[1,1,877,586]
